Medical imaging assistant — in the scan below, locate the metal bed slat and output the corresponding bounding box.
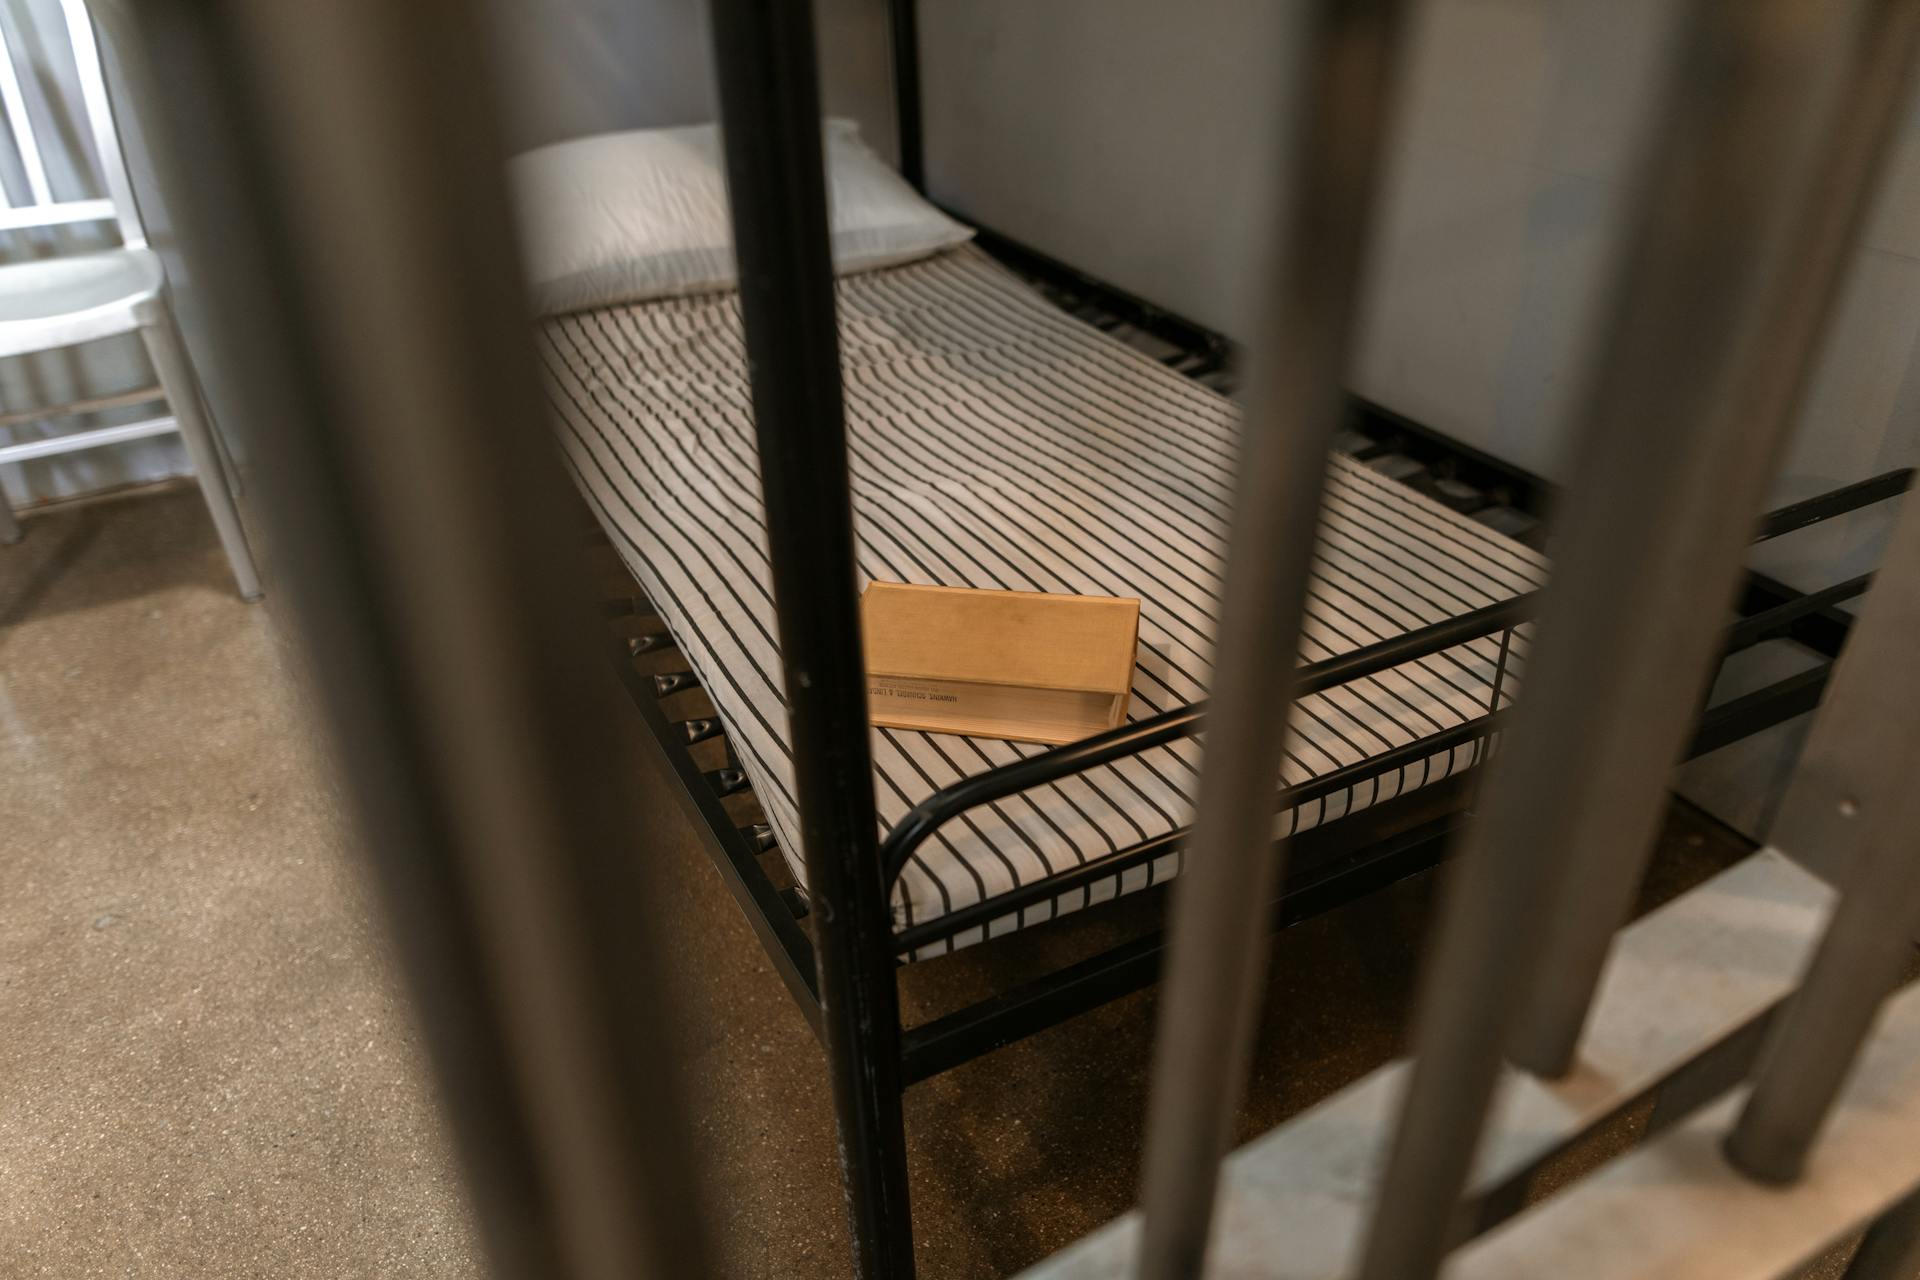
[1754,468,1915,543]
[1736,570,1859,661]
[609,625,822,1028]
[625,632,673,656]
[1685,666,1832,759]
[1724,573,1873,653]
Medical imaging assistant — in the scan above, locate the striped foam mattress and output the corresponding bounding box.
[542,244,1547,956]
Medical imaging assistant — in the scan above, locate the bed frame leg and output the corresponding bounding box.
[822,961,915,1276]
[706,0,917,1274]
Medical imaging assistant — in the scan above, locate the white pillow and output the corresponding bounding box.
[510,119,973,316]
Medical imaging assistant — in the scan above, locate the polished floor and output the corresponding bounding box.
[0,484,1858,1278]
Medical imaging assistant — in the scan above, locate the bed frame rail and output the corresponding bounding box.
[879,593,1533,887]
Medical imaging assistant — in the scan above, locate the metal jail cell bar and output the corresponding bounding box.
[1439,982,1920,1278]
[1353,1,1905,1276]
[1011,846,1842,1278]
[1134,0,1414,1274]
[706,2,912,1277]
[1510,0,1920,1078]
[1845,1188,1920,1280]
[117,1,713,1277]
[1724,457,1920,1184]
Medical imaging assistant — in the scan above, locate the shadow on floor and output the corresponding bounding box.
[1,480,239,628]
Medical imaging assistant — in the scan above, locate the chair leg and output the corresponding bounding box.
[0,485,20,545]
[140,312,262,600]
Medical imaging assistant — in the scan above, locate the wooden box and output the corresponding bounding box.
[860,582,1139,745]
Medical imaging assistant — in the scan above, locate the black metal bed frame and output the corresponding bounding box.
[595,3,1918,1273]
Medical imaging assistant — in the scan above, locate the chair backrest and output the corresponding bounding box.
[0,0,142,246]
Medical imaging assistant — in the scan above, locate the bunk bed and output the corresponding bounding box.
[518,5,1912,1272]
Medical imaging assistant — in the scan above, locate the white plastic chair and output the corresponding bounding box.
[0,0,258,599]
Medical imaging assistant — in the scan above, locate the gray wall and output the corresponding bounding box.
[919,0,1920,587]
[921,0,1295,346]
[919,0,1920,835]
[487,0,898,158]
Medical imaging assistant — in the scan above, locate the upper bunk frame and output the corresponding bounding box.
[604,1,1915,1274]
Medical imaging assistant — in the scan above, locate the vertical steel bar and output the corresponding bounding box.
[705,3,913,1276]
[1511,0,1920,1077]
[1723,485,1920,1183]
[1355,4,1886,1276]
[1134,2,1413,1275]
[119,1,717,1276]
[1842,1186,1920,1280]
[886,0,923,190]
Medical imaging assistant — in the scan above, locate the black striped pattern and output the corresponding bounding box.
[543,246,1547,957]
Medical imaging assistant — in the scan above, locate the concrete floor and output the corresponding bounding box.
[1,487,481,1277]
[3,483,1852,1278]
